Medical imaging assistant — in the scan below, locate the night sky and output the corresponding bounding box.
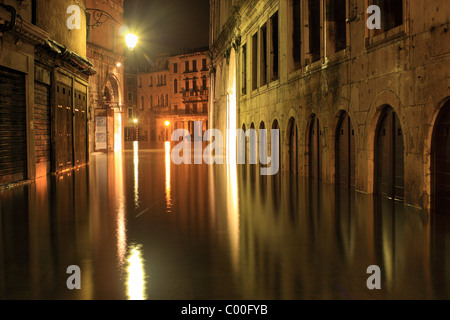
[124,0,210,65]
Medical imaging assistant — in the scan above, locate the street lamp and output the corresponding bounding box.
[133,118,139,141]
[164,121,170,127]
[126,33,138,51]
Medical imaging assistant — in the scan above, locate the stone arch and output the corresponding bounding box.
[423,77,450,210]
[365,89,405,194]
[105,74,122,105]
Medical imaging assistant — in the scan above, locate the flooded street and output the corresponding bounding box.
[0,142,449,300]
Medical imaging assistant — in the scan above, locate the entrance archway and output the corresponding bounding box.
[432,99,450,215]
[336,112,355,188]
[375,106,404,201]
[287,117,298,173]
[308,115,321,180]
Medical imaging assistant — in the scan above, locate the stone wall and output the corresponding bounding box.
[209,0,450,209]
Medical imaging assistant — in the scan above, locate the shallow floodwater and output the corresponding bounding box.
[0,142,449,300]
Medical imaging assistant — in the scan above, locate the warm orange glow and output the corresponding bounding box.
[116,62,122,68]
[126,244,147,300]
[165,141,173,212]
[133,118,138,124]
[165,121,170,127]
[133,141,139,209]
[115,153,127,268]
[126,33,138,50]
[114,112,123,151]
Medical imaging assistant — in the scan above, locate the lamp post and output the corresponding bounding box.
[126,33,138,51]
[134,118,139,141]
[164,120,170,141]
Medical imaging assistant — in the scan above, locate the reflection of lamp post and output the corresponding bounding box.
[134,118,139,141]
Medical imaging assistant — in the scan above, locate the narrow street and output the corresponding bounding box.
[1,142,448,300]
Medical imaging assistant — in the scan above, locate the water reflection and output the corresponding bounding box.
[165,141,173,212]
[112,152,127,268]
[227,157,239,271]
[0,147,448,299]
[134,141,140,209]
[126,244,147,300]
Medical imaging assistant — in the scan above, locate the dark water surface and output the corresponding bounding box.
[0,142,449,300]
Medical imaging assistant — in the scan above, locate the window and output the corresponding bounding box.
[242,44,247,94]
[252,32,258,91]
[128,108,133,119]
[193,60,197,71]
[202,77,207,90]
[174,79,178,93]
[128,92,133,101]
[203,103,208,113]
[139,77,142,87]
[174,105,178,113]
[164,75,166,85]
[292,0,301,70]
[185,61,189,72]
[326,0,347,55]
[185,80,190,91]
[374,0,403,33]
[193,79,197,91]
[174,63,178,73]
[202,59,207,70]
[141,96,144,110]
[308,0,321,62]
[193,103,198,113]
[270,11,279,81]
[150,76,153,87]
[260,23,268,86]
[127,77,134,86]
[32,0,37,25]
[166,94,169,106]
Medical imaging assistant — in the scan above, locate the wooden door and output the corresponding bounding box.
[336,113,355,188]
[309,117,320,180]
[376,107,404,201]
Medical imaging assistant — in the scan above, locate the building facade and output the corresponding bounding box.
[0,0,94,185]
[124,63,138,141]
[210,0,450,211]
[136,49,210,142]
[86,0,125,152]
